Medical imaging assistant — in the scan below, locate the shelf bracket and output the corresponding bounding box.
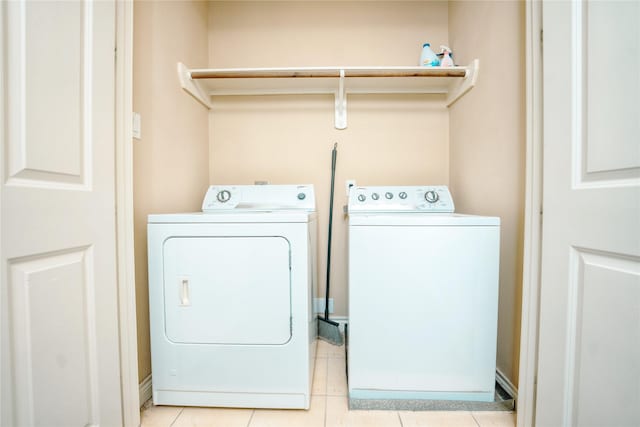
[334,69,347,130]
[446,59,479,107]
[177,62,212,109]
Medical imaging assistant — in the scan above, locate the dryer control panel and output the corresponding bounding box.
[348,185,454,213]
[202,184,315,212]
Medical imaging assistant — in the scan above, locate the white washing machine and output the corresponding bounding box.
[147,185,317,409]
[347,186,500,402]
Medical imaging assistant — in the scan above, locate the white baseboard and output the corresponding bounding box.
[496,368,518,402]
[139,374,152,408]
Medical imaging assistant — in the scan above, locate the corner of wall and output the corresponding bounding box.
[447,0,527,388]
[133,0,210,384]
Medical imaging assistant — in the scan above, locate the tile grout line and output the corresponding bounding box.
[471,411,482,427]
[168,407,184,427]
[325,356,329,396]
[322,356,328,427]
[246,409,255,427]
[323,388,328,427]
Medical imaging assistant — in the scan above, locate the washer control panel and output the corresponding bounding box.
[348,185,454,213]
[202,184,315,212]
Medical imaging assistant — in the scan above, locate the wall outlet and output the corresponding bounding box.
[314,298,334,314]
[345,179,356,196]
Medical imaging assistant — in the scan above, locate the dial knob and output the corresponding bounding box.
[424,190,439,203]
[297,192,306,200]
[358,194,367,202]
[385,192,394,200]
[216,189,232,203]
[399,191,408,199]
[371,193,380,200]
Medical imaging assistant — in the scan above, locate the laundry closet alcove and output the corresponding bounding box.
[132,0,525,409]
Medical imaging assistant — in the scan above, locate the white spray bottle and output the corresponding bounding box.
[440,45,454,67]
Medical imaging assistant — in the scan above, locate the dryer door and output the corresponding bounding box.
[163,236,291,345]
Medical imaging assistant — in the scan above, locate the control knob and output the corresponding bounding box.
[217,189,232,203]
[399,191,408,199]
[424,190,439,204]
[297,192,306,200]
[371,193,380,200]
[385,192,394,200]
[358,194,367,202]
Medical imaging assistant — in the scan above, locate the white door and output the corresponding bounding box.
[1,1,123,425]
[537,1,640,426]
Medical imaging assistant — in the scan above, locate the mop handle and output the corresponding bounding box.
[325,143,337,319]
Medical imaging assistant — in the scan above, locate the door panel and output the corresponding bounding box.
[24,1,83,178]
[6,0,89,187]
[9,249,97,425]
[569,250,640,426]
[537,1,640,426]
[163,236,292,345]
[584,1,640,177]
[1,1,122,425]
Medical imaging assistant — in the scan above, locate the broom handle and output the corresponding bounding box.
[325,143,337,319]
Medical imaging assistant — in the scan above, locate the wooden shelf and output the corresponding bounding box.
[178,61,479,129]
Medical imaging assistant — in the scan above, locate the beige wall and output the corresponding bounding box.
[208,1,450,317]
[208,1,448,67]
[133,0,210,382]
[448,1,526,387]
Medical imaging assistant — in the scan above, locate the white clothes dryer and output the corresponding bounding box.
[347,186,500,403]
[148,185,317,409]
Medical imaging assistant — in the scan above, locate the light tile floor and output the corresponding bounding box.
[140,340,516,427]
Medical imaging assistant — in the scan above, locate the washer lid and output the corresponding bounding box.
[148,210,317,224]
[349,213,500,226]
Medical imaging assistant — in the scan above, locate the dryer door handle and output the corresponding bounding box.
[180,279,191,306]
